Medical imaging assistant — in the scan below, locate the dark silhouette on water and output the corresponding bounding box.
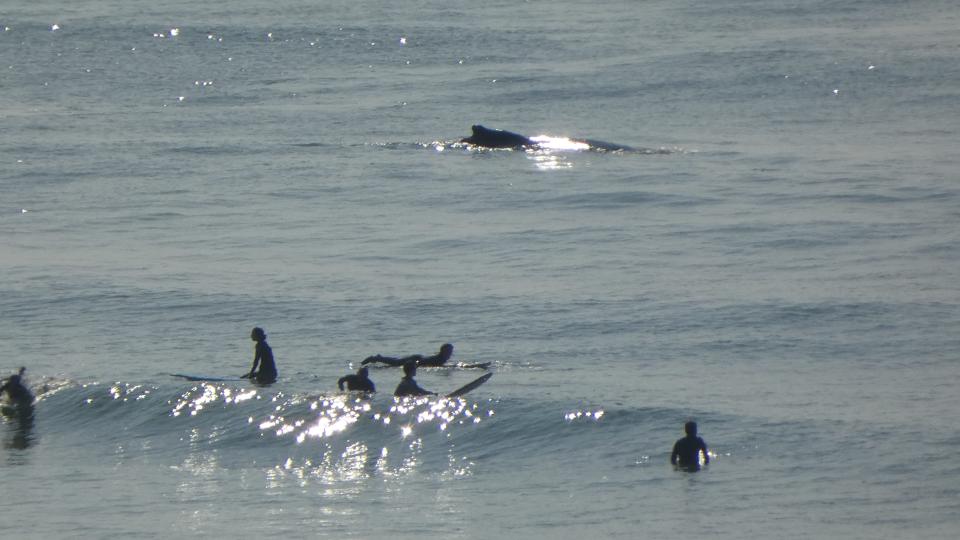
[459,124,637,152]
[1,367,34,406]
[246,327,277,384]
[460,124,535,148]
[363,343,454,368]
[671,421,709,471]
[338,366,376,393]
[1,367,36,451]
[393,361,436,397]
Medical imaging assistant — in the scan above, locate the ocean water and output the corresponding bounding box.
[2,0,960,538]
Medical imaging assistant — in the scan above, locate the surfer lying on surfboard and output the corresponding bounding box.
[363,343,454,368]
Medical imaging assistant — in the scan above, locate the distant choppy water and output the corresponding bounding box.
[2,0,960,538]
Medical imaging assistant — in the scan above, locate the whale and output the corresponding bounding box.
[459,124,637,152]
[460,124,535,148]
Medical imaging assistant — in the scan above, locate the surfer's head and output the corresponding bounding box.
[439,343,454,359]
[8,367,25,384]
[684,421,698,436]
[251,327,266,341]
[402,360,417,377]
[358,367,369,378]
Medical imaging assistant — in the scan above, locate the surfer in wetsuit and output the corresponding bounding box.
[671,421,710,471]
[0,367,34,406]
[363,343,454,368]
[246,327,277,384]
[393,361,436,397]
[338,366,375,393]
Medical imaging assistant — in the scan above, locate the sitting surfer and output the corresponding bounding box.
[0,367,35,406]
[393,361,436,397]
[246,327,278,384]
[338,366,375,393]
[362,343,454,368]
[670,421,710,471]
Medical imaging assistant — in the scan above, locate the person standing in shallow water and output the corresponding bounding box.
[671,421,710,471]
[246,327,277,384]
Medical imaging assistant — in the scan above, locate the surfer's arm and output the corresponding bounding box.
[248,347,262,377]
[337,376,348,391]
[670,442,679,465]
[363,355,408,367]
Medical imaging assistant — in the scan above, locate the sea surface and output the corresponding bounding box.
[2,0,959,538]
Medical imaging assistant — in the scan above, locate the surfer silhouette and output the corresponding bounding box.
[393,361,435,397]
[338,366,376,393]
[246,327,277,384]
[0,367,34,406]
[670,421,710,471]
[1,368,35,450]
[363,343,454,368]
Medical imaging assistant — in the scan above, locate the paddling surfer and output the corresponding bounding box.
[246,327,277,384]
[670,421,710,471]
[338,366,376,393]
[393,361,435,397]
[0,367,34,406]
[363,343,454,368]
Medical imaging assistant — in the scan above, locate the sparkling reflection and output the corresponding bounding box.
[247,394,495,485]
[105,382,153,403]
[170,383,258,417]
[523,135,591,170]
[161,383,495,488]
[530,153,573,171]
[564,409,604,421]
[529,135,591,151]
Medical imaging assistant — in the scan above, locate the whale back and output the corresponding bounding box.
[462,124,534,148]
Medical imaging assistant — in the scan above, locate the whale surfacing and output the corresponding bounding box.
[459,125,639,153]
[460,124,535,149]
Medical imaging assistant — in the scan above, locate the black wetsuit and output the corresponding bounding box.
[362,354,408,367]
[414,353,448,368]
[251,341,277,383]
[338,374,375,392]
[0,375,34,405]
[363,352,448,368]
[394,376,433,397]
[671,435,709,469]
